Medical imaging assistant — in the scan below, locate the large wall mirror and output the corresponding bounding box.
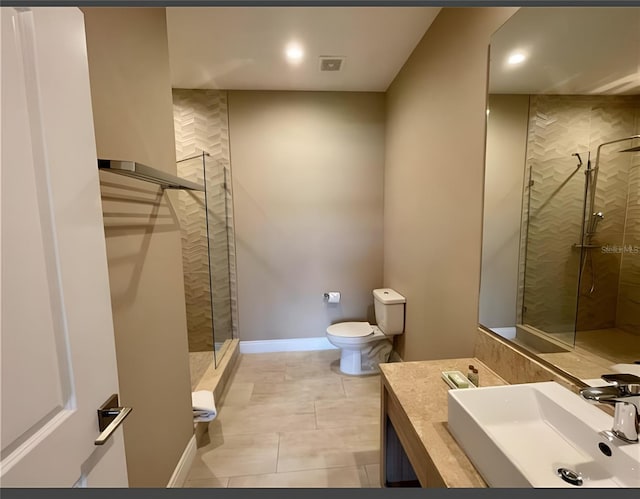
[480,7,640,381]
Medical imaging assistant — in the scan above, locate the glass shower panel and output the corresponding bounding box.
[177,154,215,386]
[521,153,587,346]
[203,156,234,367]
[177,153,235,376]
[576,146,633,334]
[579,142,640,336]
[617,149,640,335]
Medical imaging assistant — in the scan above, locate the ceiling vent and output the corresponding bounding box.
[319,56,345,72]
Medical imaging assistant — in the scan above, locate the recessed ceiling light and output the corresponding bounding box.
[507,52,526,65]
[285,43,304,64]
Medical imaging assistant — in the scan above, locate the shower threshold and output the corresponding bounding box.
[514,324,572,354]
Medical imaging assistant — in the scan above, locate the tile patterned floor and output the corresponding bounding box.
[184,349,382,488]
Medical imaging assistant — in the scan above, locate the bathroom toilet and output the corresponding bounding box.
[326,288,406,375]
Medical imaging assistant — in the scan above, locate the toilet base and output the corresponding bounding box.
[338,339,393,376]
[339,348,379,375]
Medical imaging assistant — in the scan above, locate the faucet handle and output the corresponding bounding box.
[601,373,640,386]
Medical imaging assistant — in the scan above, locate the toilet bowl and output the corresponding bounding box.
[326,288,406,375]
[326,322,389,375]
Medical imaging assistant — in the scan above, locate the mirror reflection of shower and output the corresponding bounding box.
[481,7,640,380]
[516,95,640,359]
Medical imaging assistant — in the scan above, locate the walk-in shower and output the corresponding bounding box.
[171,89,238,389]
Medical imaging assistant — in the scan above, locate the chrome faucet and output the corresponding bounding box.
[579,374,640,444]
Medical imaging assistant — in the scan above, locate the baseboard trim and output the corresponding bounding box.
[239,337,338,354]
[166,435,197,488]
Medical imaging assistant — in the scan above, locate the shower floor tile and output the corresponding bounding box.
[575,327,640,364]
[539,327,640,379]
[183,349,382,488]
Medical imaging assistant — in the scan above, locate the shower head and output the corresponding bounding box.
[591,212,604,234]
[572,152,583,167]
[619,145,640,152]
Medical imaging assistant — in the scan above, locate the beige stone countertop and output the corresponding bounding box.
[379,358,508,487]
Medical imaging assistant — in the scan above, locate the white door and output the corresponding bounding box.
[1,7,128,487]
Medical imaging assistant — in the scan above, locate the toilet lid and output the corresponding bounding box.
[326,322,373,338]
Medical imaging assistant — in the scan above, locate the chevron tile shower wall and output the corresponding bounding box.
[172,89,238,357]
[519,95,640,338]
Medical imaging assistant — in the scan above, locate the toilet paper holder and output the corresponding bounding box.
[324,292,341,303]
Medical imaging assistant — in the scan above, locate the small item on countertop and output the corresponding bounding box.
[469,367,479,386]
[441,370,477,389]
[467,364,475,382]
[447,371,469,388]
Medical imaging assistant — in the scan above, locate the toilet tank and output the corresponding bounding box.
[373,288,406,336]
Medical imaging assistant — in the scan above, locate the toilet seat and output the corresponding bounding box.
[326,323,385,348]
[326,321,373,338]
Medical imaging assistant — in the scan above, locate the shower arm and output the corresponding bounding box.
[586,135,640,235]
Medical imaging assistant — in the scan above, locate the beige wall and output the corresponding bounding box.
[82,7,193,487]
[228,91,385,342]
[479,94,529,328]
[384,7,518,361]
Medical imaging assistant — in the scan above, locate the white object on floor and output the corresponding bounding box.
[191,390,217,422]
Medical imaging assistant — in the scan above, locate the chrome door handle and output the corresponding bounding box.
[95,394,132,446]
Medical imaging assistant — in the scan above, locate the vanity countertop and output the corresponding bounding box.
[379,358,507,487]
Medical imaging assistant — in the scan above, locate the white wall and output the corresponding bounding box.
[228,91,385,342]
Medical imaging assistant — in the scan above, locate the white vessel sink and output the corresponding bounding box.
[447,382,640,487]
